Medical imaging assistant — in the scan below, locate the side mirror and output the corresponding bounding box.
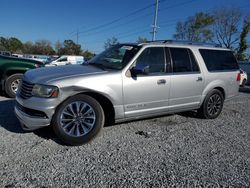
[130,64,150,76]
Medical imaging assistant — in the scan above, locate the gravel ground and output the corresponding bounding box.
[0,88,250,187]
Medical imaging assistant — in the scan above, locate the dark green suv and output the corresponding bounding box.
[0,55,43,97]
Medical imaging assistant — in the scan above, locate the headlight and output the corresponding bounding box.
[32,84,59,98]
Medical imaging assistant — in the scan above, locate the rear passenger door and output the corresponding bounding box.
[168,47,204,111]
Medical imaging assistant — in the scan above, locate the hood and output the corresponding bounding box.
[24,64,107,84]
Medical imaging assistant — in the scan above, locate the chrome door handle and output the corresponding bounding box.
[196,77,203,81]
[157,79,166,85]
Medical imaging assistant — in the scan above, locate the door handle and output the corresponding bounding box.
[196,77,203,81]
[157,79,166,85]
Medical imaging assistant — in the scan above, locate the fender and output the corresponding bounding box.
[201,79,227,103]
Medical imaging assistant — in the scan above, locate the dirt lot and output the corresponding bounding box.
[0,88,250,187]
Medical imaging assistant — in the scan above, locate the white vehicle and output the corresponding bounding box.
[240,69,248,87]
[47,56,84,66]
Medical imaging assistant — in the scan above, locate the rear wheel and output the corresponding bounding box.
[198,89,224,119]
[5,73,23,98]
[52,94,104,145]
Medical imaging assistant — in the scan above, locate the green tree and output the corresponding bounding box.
[82,50,95,60]
[104,37,119,49]
[173,12,214,42]
[0,37,9,51]
[236,18,250,61]
[57,40,82,55]
[8,37,23,53]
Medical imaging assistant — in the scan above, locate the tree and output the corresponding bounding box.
[104,37,118,49]
[173,12,214,42]
[55,40,63,54]
[137,36,147,43]
[82,50,95,61]
[212,7,242,49]
[22,41,34,54]
[236,18,250,61]
[0,37,9,51]
[57,40,82,55]
[32,40,55,55]
[8,37,23,53]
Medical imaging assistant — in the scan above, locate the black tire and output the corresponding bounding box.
[52,94,105,146]
[198,89,224,119]
[240,79,246,87]
[5,73,23,98]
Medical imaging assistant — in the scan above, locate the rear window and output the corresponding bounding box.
[199,49,239,71]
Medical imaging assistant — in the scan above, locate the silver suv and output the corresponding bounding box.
[15,41,240,145]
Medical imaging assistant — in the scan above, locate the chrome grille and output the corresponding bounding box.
[19,80,34,99]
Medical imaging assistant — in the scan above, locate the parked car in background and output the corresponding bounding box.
[23,54,51,64]
[240,69,247,87]
[15,41,240,145]
[0,55,43,97]
[46,56,84,66]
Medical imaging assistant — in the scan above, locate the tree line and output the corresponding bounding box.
[0,37,95,60]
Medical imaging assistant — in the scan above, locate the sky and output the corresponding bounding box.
[0,0,250,53]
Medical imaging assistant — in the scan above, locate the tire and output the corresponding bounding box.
[52,94,105,145]
[198,89,224,119]
[5,73,23,98]
[240,79,246,87]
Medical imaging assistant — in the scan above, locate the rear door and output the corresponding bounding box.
[168,47,204,111]
[123,47,171,118]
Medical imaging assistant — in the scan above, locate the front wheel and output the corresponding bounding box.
[198,89,224,119]
[52,94,105,145]
[5,73,23,98]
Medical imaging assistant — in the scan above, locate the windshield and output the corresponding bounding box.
[88,44,141,70]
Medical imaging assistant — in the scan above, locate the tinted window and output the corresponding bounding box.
[199,49,239,71]
[170,48,199,73]
[135,47,165,73]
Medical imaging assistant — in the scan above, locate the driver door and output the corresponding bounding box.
[122,47,171,118]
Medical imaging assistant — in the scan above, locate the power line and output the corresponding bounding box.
[72,2,157,36]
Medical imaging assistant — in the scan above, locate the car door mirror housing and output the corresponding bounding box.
[131,64,150,76]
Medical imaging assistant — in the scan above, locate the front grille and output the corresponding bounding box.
[19,80,34,99]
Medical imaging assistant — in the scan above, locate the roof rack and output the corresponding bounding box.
[145,40,222,48]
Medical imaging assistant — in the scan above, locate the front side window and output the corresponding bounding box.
[88,44,141,70]
[58,57,67,62]
[135,47,165,74]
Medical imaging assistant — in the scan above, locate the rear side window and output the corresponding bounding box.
[170,48,200,73]
[199,49,239,71]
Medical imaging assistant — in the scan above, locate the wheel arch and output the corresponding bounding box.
[201,80,227,104]
[57,91,116,126]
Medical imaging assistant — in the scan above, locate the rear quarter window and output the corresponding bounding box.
[199,49,239,71]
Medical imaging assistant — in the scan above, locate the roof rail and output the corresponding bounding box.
[145,40,222,47]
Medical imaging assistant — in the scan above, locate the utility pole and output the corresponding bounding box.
[151,0,159,41]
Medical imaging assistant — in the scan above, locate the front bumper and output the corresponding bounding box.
[15,95,59,131]
[15,106,51,130]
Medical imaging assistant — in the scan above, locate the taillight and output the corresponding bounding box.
[236,72,241,81]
